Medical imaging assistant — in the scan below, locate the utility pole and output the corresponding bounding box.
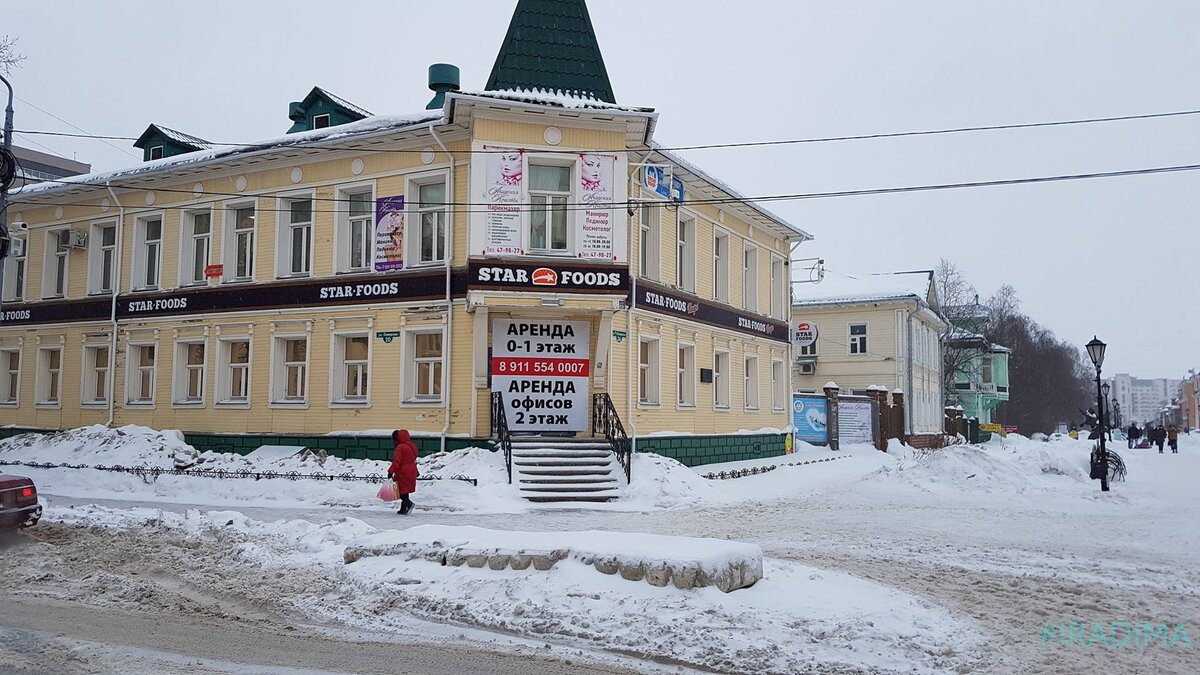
[0,72,14,313]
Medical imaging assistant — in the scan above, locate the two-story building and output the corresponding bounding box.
[0,0,810,470]
[790,270,946,445]
[943,301,1010,426]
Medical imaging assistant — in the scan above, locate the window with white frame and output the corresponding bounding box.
[183,211,212,286]
[677,344,695,407]
[272,336,309,403]
[148,145,164,160]
[744,355,759,409]
[713,231,729,302]
[404,330,444,402]
[82,345,109,405]
[772,358,786,411]
[1,350,19,405]
[338,190,374,273]
[279,197,313,277]
[638,337,660,405]
[174,341,206,405]
[217,339,251,404]
[38,347,61,405]
[126,343,157,404]
[333,334,370,403]
[132,217,163,291]
[770,255,785,319]
[529,163,570,252]
[415,178,448,264]
[677,216,695,291]
[743,244,758,312]
[87,223,117,295]
[638,204,660,279]
[312,113,331,129]
[713,349,730,408]
[2,233,26,301]
[225,204,256,282]
[849,323,868,355]
[42,229,69,298]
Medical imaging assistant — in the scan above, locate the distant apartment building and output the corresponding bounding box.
[1180,371,1198,430]
[1107,374,1181,426]
[9,145,90,189]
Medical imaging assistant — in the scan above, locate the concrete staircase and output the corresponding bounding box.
[510,436,623,503]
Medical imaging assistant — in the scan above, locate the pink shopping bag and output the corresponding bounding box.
[377,481,398,502]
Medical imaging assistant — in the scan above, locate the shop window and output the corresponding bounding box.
[638,204,660,280]
[529,163,570,252]
[744,355,759,410]
[1,233,25,301]
[82,345,109,405]
[173,341,206,405]
[849,323,868,355]
[89,223,117,294]
[272,336,309,404]
[333,334,370,404]
[37,347,62,406]
[183,210,212,286]
[638,337,660,405]
[278,197,313,278]
[217,339,251,405]
[224,204,256,282]
[677,216,695,291]
[413,177,448,265]
[42,229,69,298]
[713,232,729,303]
[713,349,730,409]
[126,343,157,405]
[743,243,758,312]
[132,217,163,291]
[337,190,374,273]
[0,350,19,405]
[772,358,786,411]
[677,343,695,407]
[404,330,444,402]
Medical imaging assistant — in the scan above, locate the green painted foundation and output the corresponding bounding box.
[633,433,788,468]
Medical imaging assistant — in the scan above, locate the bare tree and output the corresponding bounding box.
[936,259,989,406]
[0,35,24,75]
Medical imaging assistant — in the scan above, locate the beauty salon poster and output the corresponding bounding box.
[578,153,616,260]
[374,196,406,271]
[484,146,524,255]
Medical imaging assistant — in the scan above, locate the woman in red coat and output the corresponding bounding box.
[388,429,419,514]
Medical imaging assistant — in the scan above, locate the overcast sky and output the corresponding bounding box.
[8,1,1198,378]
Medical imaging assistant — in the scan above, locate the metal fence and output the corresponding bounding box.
[0,459,477,486]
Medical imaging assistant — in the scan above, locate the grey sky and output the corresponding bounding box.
[8,0,1198,378]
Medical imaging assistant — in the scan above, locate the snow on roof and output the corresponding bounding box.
[16,111,444,199]
[792,270,933,307]
[464,88,652,112]
[152,125,213,149]
[314,87,373,117]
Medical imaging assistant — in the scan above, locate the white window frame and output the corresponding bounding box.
[81,343,110,407]
[409,172,450,266]
[36,347,62,407]
[173,340,207,406]
[1,233,25,302]
[528,159,573,255]
[125,342,158,406]
[331,332,372,406]
[713,349,730,409]
[131,215,164,291]
[676,215,695,291]
[638,203,661,280]
[676,342,696,408]
[770,255,785,319]
[848,322,869,355]
[181,209,213,287]
[312,113,331,129]
[223,202,257,283]
[713,230,730,303]
[638,337,661,406]
[743,242,759,312]
[271,334,310,406]
[335,183,376,274]
[276,193,315,279]
[402,328,446,404]
[216,338,252,407]
[88,221,117,295]
[0,349,20,406]
[771,358,787,411]
[42,228,69,299]
[148,145,164,160]
[744,354,760,410]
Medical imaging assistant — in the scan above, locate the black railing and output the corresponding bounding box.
[592,393,632,482]
[491,391,514,484]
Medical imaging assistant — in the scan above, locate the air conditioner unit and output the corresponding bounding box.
[57,228,88,249]
[796,360,816,375]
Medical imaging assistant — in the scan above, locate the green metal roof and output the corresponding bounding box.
[485,0,616,104]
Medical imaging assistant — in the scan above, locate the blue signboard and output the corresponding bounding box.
[792,394,829,444]
[643,166,685,203]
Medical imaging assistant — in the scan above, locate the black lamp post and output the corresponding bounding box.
[1112,399,1121,429]
[1101,382,1111,441]
[1085,336,1109,492]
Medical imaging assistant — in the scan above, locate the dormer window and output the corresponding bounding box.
[148,146,164,160]
[312,114,331,130]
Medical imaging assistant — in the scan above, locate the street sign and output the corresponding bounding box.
[376,331,402,344]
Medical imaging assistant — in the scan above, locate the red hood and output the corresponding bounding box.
[393,430,412,444]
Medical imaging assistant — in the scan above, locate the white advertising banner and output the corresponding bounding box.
[578,153,616,260]
[483,146,525,255]
[491,319,591,432]
[838,400,875,446]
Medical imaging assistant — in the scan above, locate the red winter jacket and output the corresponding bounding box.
[388,429,419,494]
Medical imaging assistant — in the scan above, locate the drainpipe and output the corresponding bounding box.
[626,152,652,452]
[906,307,915,436]
[105,182,125,427]
[429,122,453,454]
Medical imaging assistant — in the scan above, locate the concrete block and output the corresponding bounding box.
[509,554,532,570]
[487,554,511,570]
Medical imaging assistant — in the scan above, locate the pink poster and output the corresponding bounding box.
[483,146,524,255]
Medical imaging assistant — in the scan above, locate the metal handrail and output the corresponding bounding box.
[491,391,514,484]
[591,392,632,482]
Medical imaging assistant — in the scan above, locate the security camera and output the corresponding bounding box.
[9,221,27,231]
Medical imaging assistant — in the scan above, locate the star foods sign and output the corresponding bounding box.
[792,321,819,347]
[470,262,627,292]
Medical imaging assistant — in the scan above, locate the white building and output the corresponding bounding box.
[1108,374,1181,426]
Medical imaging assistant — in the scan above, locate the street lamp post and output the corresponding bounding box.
[1102,382,1111,441]
[1086,337,1109,492]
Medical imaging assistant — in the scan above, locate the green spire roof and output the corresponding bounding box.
[485,0,616,104]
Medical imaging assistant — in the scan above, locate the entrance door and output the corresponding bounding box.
[491,318,591,433]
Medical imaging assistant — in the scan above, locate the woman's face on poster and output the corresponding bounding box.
[499,152,522,179]
[581,155,603,184]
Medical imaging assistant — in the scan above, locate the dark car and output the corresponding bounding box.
[0,474,41,530]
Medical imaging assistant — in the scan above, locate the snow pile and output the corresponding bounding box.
[0,425,199,469]
[622,452,714,508]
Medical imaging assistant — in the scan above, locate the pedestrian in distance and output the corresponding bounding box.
[388,429,420,515]
[1167,424,1180,453]
[1154,425,1166,454]
[1126,423,1139,449]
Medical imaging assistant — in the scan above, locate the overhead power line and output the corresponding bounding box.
[11,106,1200,156]
[14,95,141,160]
[16,161,1200,216]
